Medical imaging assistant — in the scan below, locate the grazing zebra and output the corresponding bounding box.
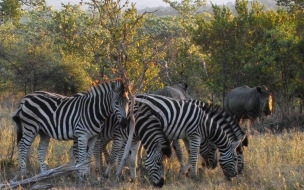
[102,101,172,187]
[111,94,241,186]
[91,83,192,173]
[126,94,242,182]
[123,98,245,179]
[185,100,248,173]
[98,83,209,180]
[12,79,128,179]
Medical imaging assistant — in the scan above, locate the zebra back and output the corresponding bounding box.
[134,94,240,179]
[186,100,247,172]
[12,79,128,178]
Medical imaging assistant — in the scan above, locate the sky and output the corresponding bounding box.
[46,0,234,10]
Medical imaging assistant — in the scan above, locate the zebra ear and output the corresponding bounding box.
[231,139,242,150]
[111,81,118,91]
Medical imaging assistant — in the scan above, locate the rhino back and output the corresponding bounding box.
[153,84,190,100]
[224,86,259,118]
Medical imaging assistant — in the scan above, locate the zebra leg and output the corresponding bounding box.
[68,145,76,166]
[188,138,201,178]
[172,139,185,170]
[76,135,89,180]
[87,136,97,160]
[81,135,97,175]
[18,134,37,178]
[93,137,110,173]
[102,141,110,164]
[104,136,125,178]
[93,137,101,173]
[37,131,51,173]
[125,140,141,182]
[116,142,126,180]
[179,139,191,178]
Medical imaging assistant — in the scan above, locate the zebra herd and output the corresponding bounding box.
[12,79,248,188]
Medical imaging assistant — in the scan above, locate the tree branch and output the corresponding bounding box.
[0,161,90,189]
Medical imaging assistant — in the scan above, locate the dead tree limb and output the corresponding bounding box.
[0,161,90,189]
[116,95,136,179]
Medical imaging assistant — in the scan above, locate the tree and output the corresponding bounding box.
[276,0,304,9]
[0,0,22,25]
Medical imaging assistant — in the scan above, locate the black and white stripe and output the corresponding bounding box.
[12,79,128,178]
[186,99,248,173]
[133,94,241,181]
[94,83,192,177]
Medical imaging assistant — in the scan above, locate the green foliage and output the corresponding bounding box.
[0,0,22,25]
[0,0,303,115]
[276,0,304,9]
[191,0,304,109]
[50,55,92,95]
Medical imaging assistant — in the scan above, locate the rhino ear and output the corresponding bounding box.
[256,86,262,93]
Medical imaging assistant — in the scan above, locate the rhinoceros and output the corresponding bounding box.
[224,85,273,124]
[153,83,191,100]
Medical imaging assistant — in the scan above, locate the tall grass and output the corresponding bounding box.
[0,99,303,189]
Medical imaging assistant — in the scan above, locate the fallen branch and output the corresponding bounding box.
[0,161,90,189]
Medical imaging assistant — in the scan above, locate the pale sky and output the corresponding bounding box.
[46,0,234,10]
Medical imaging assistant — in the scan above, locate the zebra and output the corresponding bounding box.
[121,99,246,181]
[183,100,248,174]
[98,83,214,180]
[101,101,172,187]
[91,83,192,174]
[12,79,128,179]
[103,98,245,183]
[123,94,242,183]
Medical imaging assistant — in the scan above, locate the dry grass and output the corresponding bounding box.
[0,100,304,189]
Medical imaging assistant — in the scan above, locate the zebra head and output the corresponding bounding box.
[145,141,171,188]
[109,79,129,127]
[219,139,241,180]
[200,138,218,169]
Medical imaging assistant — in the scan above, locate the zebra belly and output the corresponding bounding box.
[39,124,75,140]
[165,124,187,140]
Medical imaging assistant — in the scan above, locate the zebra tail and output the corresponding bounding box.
[12,107,23,145]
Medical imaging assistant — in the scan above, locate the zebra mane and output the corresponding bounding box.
[74,78,124,97]
[209,104,248,147]
[187,99,247,147]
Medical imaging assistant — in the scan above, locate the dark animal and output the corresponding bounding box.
[224,86,273,124]
[153,83,191,100]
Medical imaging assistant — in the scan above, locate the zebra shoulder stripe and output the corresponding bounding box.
[135,96,168,127]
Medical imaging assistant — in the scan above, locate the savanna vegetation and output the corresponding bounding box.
[0,0,304,189]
